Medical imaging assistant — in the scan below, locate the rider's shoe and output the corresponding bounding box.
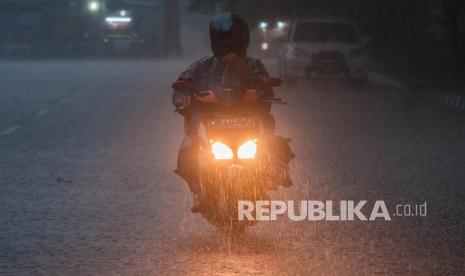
[191,194,205,213]
[282,174,293,187]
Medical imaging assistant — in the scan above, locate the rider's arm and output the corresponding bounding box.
[238,58,274,98]
[173,90,192,110]
[172,60,198,109]
[239,58,274,112]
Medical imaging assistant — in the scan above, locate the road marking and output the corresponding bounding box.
[1,126,20,136]
[36,110,49,117]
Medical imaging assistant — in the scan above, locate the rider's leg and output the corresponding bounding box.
[176,136,200,195]
[175,114,205,212]
[259,112,295,187]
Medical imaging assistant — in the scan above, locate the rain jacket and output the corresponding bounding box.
[172,56,274,111]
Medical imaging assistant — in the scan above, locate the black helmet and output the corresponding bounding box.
[209,12,250,57]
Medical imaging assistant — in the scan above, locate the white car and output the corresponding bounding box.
[278,19,369,84]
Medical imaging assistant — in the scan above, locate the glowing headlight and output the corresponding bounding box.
[105,17,132,24]
[88,1,99,12]
[237,140,257,159]
[211,142,233,160]
[259,22,268,30]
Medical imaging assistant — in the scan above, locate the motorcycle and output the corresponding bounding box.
[172,77,289,233]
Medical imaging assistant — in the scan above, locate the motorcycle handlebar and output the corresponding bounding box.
[172,77,285,113]
[172,77,282,94]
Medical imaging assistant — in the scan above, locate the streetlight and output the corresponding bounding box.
[88,1,99,12]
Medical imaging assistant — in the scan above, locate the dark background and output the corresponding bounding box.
[1,0,464,90]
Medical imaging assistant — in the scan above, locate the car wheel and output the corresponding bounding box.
[349,70,368,87]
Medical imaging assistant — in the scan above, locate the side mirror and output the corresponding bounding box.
[264,77,282,88]
[172,80,189,92]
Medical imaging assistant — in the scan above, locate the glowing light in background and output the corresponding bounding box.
[259,21,268,30]
[105,17,132,24]
[88,1,99,12]
[261,42,269,51]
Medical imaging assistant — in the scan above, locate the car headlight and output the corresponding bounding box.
[237,140,257,159]
[277,21,286,29]
[211,141,233,160]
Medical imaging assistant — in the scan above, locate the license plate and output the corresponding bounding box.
[207,116,256,129]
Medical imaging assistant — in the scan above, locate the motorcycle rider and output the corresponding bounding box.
[173,12,294,212]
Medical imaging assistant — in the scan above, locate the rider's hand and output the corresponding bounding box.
[196,90,219,104]
[175,94,191,109]
[222,53,247,73]
[243,89,260,102]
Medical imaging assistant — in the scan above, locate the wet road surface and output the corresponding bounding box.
[1,60,464,275]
